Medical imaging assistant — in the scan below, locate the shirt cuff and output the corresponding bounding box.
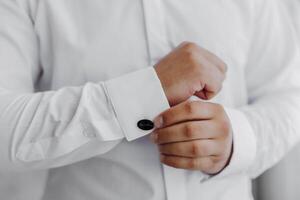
[104,67,170,141]
[207,107,257,181]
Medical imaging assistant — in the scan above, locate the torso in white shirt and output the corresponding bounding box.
[0,0,274,200]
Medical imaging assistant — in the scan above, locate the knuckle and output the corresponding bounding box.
[185,123,197,139]
[186,51,197,62]
[191,141,202,156]
[188,159,198,169]
[183,49,198,65]
[182,41,198,51]
[182,44,199,62]
[160,113,170,126]
[185,101,199,115]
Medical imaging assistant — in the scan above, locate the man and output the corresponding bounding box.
[0,0,299,200]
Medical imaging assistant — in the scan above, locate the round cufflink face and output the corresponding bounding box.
[137,119,154,130]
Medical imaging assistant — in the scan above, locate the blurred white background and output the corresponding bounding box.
[254,0,300,200]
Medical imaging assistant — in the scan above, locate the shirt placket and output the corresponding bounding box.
[142,0,169,65]
[141,0,187,199]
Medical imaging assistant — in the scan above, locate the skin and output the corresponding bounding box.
[155,41,227,106]
[154,42,232,174]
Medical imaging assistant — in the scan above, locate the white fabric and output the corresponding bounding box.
[0,0,299,200]
[255,1,300,200]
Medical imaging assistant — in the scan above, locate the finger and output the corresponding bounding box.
[195,90,216,101]
[154,101,217,128]
[154,120,220,144]
[194,62,224,100]
[158,139,222,158]
[160,154,218,172]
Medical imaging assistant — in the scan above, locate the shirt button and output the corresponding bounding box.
[137,119,154,130]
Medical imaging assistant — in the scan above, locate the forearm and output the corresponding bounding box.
[0,67,169,171]
[242,89,300,178]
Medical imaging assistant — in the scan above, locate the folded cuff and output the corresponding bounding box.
[104,67,170,141]
[207,108,257,180]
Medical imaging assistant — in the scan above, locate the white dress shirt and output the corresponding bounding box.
[0,0,299,200]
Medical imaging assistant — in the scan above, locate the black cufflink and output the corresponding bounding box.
[137,119,154,130]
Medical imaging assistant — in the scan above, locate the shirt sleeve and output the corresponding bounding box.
[211,0,300,180]
[0,1,169,171]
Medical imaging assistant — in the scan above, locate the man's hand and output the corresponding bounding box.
[150,101,233,175]
[155,41,227,106]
